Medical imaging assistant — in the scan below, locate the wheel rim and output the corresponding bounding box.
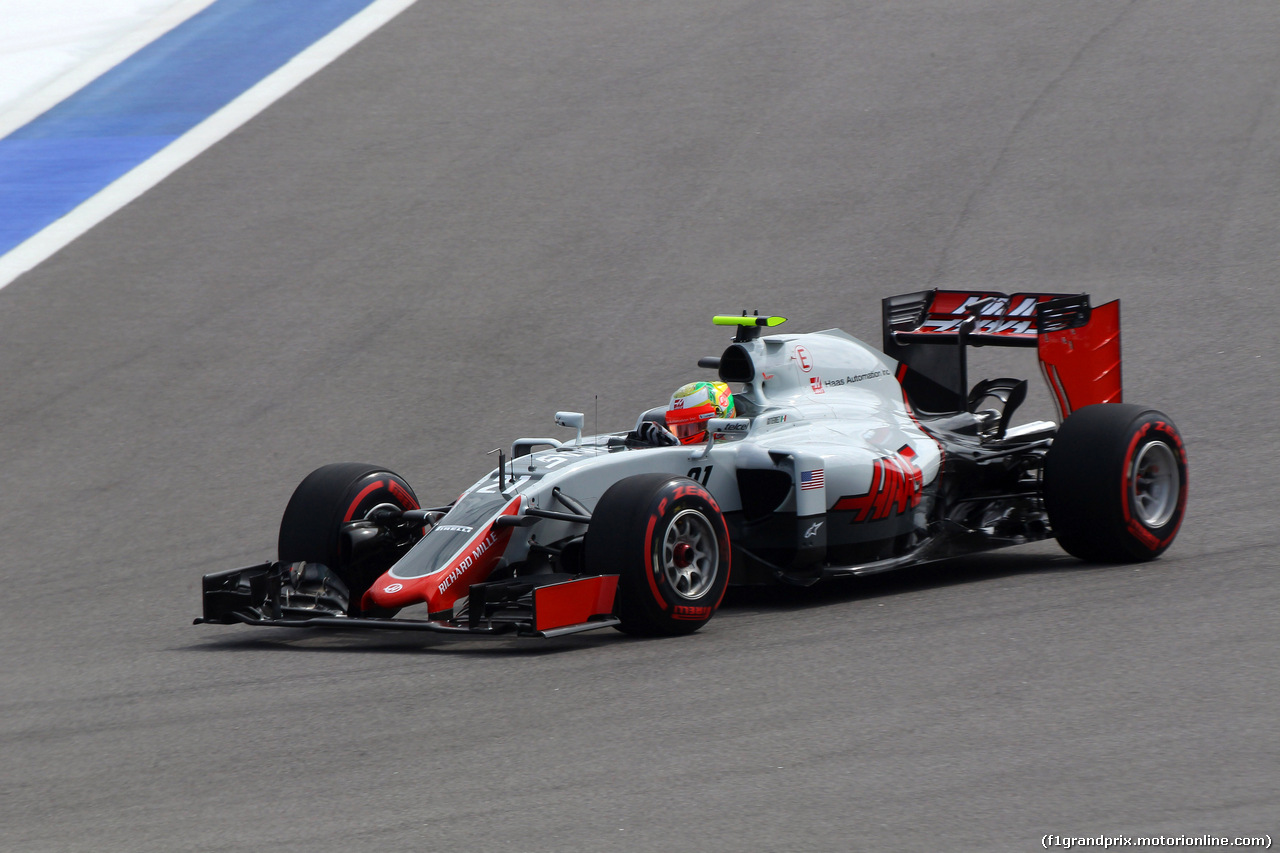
[659,509,719,600]
[1130,441,1180,528]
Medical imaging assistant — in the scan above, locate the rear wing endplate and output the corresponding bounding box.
[882,290,1121,419]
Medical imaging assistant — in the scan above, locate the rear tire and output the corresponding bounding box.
[278,463,421,614]
[585,473,731,636]
[1044,404,1188,562]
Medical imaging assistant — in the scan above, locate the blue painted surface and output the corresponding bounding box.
[0,0,381,255]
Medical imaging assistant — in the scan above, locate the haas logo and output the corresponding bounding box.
[834,446,924,522]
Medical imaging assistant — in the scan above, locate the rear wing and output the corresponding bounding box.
[882,290,1121,419]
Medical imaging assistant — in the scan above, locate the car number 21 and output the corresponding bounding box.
[686,466,713,486]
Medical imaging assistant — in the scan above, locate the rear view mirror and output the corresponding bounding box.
[555,411,584,445]
[707,417,751,441]
[693,417,751,458]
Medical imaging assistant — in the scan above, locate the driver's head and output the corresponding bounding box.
[665,381,736,445]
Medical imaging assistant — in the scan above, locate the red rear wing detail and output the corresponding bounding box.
[1038,299,1122,418]
[883,289,1123,418]
[894,291,1074,344]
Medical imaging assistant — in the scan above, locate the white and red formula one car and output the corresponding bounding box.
[197,291,1187,639]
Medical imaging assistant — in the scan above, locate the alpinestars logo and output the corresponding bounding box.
[834,445,923,522]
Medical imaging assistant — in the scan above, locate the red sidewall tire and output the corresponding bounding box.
[278,463,420,613]
[586,474,731,636]
[1044,405,1188,562]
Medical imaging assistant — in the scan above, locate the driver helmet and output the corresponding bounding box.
[665,381,736,445]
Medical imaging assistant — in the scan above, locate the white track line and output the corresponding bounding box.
[0,0,420,291]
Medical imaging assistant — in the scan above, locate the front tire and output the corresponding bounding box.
[278,463,421,614]
[585,474,731,636]
[1044,404,1188,562]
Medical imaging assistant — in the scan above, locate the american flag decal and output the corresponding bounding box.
[800,469,825,490]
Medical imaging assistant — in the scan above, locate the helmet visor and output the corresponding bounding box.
[672,419,708,444]
[666,402,716,444]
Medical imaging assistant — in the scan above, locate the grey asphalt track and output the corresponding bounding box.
[2,1,1277,851]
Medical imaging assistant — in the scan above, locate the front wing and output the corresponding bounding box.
[195,561,620,639]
